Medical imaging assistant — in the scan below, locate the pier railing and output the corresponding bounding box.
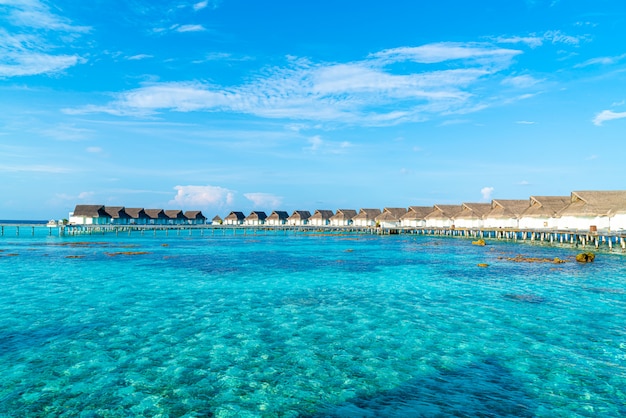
[1,223,625,252]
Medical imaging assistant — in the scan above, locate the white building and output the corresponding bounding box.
[483,200,529,229]
[375,208,408,228]
[352,208,382,227]
[329,209,357,227]
[518,196,570,230]
[424,205,462,228]
[309,210,333,226]
[400,206,432,228]
[453,203,492,229]
[556,191,626,232]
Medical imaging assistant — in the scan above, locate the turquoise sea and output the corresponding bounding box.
[1,227,625,417]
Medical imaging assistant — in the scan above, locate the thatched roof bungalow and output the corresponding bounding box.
[224,211,245,225]
[400,206,432,228]
[376,208,408,228]
[352,208,382,227]
[483,200,529,229]
[125,208,147,225]
[453,203,492,229]
[309,210,334,226]
[266,211,289,226]
[69,205,110,225]
[287,210,311,226]
[518,196,570,230]
[424,205,463,228]
[556,191,626,231]
[330,209,357,227]
[184,211,206,225]
[212,215,223,225]
[244,211,267,226]
[144,209,168,225]
[103,206,131,225]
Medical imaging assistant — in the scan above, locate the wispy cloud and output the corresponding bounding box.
[494,30,585,48]
[516,120,536,125]
[305,135,352,154]
[193,1,209,11]
[501,74,544,88]
[68,42,534,126]
[127,54,153,61]
[593,110,626,126]
[170,185,235,207]
[244,192,282,208]
[174,24,206,33]
[574,53,626,68]
[0,1,88,77]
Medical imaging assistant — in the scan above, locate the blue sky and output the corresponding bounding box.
[1,0,625,219]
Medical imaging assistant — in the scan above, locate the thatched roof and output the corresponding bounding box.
[330,209,357,221]
[143,209,167,219]
[184,210,206,220]
[485,200,529,219]
[353,208,382,220]
[165,209,185,220]
[246,211,267,221]
[125,208,146,219]
[401,206,433,221]
[310,210,334,220]
[522,196,570,218]
[376,208,408,222]
[558,191,626,217]
[72,205,108,218]
[425,205,463,220]
[104,206,131,219]
[212,215,223,222]
[225,211,245,221]
[288,210,311,221]
[267,211,289,220]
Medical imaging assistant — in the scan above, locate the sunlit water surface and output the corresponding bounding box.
[1,229,625,417]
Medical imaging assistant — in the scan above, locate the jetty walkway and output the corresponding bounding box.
[1,223,625,253]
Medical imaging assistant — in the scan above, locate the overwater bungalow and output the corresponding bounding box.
[309,210,334,226]
[424,205,463,228]
[212,215,223,225]
[453,203,492,229]
[352,208,382,227]
[104,206,131,225]
[556,191,626,232]
[184,211,207,225]
[224,211,245,225]
[329,209,357,227]
[245,211,267,226]
[400,206,432,228]
[518,196,570,230]
[266,211,289,226]
[144,209,169,225]
[69,205,110,225]
[376,208,408,228]
[287,210,311,226]
[483,200,529,229]
[125,208,148,225]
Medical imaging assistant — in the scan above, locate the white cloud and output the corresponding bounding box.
[244,192,282,208]
[70,41,529,126]
[175,24,206,33]
[86,146,103,153]
[305,135,352,154]
[501,74,543,88]
[517,180,530,186]
[515,120,535,125]
[575,53,626,68]
[0,1,88,77]
[593,110,626,126]
[193,1,209,11]
[494,35,544,48]
[481,186,494,200]
[494,31,585,48]
[170,185,235,207]
[127,54,153,61]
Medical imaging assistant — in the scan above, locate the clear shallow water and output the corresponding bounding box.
[1,229,625,417]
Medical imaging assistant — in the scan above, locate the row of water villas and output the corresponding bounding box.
[69,191,626,233]
[219,191,626,233]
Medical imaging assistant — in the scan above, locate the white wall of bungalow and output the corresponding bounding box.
[555,191,626,232]
[330,210,357,227]
[352,209,381,227]
[610,212,626,231]
[309,210,333,226]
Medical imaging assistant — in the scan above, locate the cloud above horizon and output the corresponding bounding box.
[244,192,283,208]
[65,42,538,126]
[170,185,235,207]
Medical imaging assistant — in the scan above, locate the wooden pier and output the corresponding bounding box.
[1,223,625,253]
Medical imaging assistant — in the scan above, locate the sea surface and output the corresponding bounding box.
[1,227,625,417]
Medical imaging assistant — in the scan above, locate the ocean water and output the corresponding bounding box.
[1,228,625,417]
